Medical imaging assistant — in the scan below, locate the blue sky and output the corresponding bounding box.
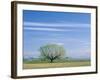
[23,10,91,59]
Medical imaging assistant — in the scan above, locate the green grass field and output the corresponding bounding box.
[23,60,90,69]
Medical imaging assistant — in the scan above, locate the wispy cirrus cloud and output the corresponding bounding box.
[24,21,90,31]
[23,21,90,28]
[24,27,73,32]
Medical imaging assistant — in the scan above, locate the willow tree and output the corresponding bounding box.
[39,44,65,63]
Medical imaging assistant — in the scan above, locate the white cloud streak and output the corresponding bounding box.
[24,27,73,31]
[24,22,90,28]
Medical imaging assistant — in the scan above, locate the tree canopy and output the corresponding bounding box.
[39,44,65,63]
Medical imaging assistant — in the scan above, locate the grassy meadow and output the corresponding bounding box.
[23,59,90,69]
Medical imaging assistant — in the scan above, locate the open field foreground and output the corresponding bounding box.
[23,61,90,69]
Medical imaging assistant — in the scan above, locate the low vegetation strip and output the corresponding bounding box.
[23,61,90,69]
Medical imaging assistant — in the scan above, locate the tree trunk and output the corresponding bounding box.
[50,59,53,63]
